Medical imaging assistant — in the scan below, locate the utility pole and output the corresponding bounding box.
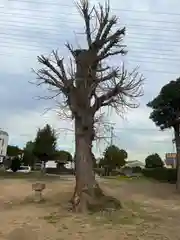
[110,126,114,146]
[109,126,114,176]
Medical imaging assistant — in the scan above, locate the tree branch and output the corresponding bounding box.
[92,67,144,113]
[35,52,74,96]
[96,67,119,82]
[52,51,68,82]
[94,2,110,43]
[75,0,126,61]
[76,0,93,47]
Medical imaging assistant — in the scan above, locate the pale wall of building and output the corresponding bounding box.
[0,130,9,162]
[165,153,176,168]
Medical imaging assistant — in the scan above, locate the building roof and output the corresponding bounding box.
[123,160,145,168]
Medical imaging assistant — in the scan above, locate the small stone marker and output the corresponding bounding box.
[32,182,46,202]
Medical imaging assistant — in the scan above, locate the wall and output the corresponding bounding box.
[45,160,57,168]
[165,153,176,168]
[0,130,9,162]
[45,160,74,170]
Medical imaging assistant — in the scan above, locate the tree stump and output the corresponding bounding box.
[32,183,46,202]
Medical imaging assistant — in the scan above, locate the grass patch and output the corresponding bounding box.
[43,199,161,228]
[113,175,150,182]
[43,212,62,224]
[125,201,163,222]
[42,211,72,224]
[90,200,163,226]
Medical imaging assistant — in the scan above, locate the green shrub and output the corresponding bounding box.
[46,167,74,175]
[132,166,142,173]
[142,167,177,184]
[10,157,21,172]
[94,168,105,175]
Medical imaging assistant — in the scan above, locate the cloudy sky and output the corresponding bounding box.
[1,0,180,161]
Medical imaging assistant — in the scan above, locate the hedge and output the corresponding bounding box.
[46,167,74,175]
[142,167,177,184]
[94,168,105,175]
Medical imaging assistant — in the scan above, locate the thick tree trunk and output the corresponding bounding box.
[71,117,97,212]
[71,117,121,212]
[174,125,180,191]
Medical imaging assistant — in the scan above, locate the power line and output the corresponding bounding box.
[2,16,180,34]
[126,57,180,66]
[2,30,180,48]
[3,1,180,17]
[2,9,180,28]
[2,46,180,67]
[129,48,180,56]
[127,24,180,33]
[1,13,180,40]
[138,69,179,75]
[128,36,180,45]
[0,35,179,59]
[1,35,179,55]
[2,3,180,34]
[128,41,180,50]
[127,56,180,64]
[0,52,179,76]
[1,41,180,63]
[0,13,179,75]
[1,24,180,47]
[114,127,163,131]
[1,31,180,51]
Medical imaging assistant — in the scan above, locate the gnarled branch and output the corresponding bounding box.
[92,66,144,113]
[34,51,74,96]
[76,0,93,47]
[76,1,126,62]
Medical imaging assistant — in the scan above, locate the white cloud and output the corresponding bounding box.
[1,109,74,151]
[0,0,180,162]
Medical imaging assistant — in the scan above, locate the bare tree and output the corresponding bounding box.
[34,0,144,212]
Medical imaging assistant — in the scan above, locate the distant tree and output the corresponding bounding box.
[10,156,21,172]
[98,157,105,168]
[145,154,164,169]
[55,150,73,169]
[92,153,97,168]
[7,145,22,157]
[55,150,73,163]
[33,124,57,172]
[147,78,180,190]
[132,166,142,173]
[102,145,127,173]
[25,141,35,152]
[22,141,36,168]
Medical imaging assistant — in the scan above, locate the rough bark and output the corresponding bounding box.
[174,125,180,191]
[70,117,121,212]
[71,116,96,212]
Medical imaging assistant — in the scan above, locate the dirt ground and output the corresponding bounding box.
[0,175,180,240]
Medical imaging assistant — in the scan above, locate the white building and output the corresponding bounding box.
[123,160,145,168]
[45,160,57,168]
[0,130,9,162]
[45,160,74,169]
[165,153,176,168]
[119,160,145,177]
